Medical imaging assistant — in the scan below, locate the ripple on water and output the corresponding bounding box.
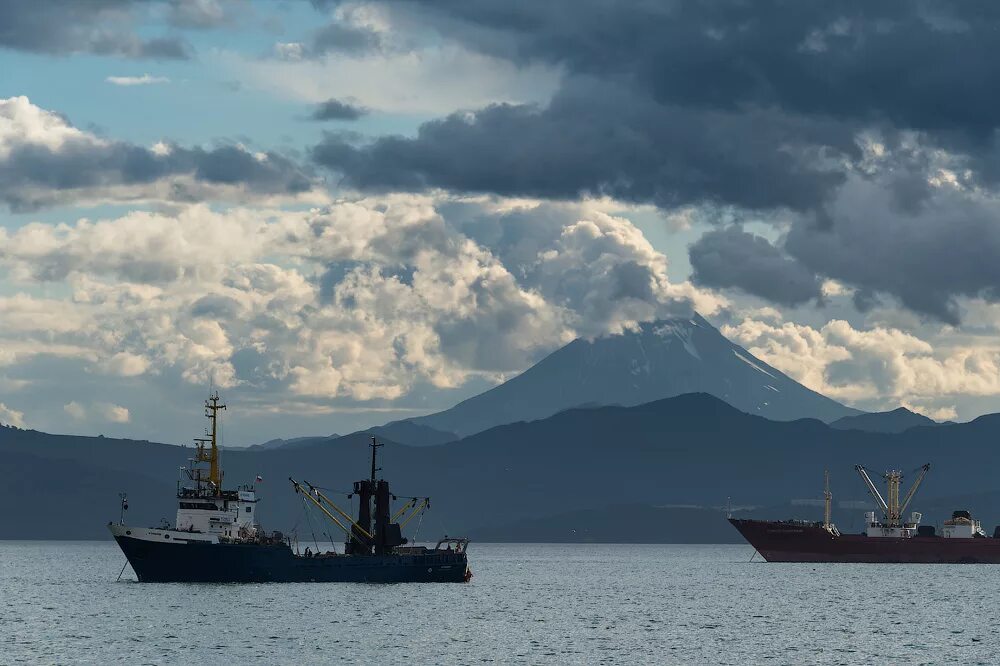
[2,542,1000,664]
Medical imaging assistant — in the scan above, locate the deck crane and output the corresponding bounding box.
[855,463,930,527]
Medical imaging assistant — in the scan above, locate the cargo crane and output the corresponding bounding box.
[728,461,1000,562]
[855,463,930,537]
[290,437,439,556]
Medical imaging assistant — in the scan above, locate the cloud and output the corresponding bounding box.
[313,80,853,213]
[0,0,189,59]
[64,401,86,420]
[704,173,1000,324]
[106,74,171,86]
[166,0,247,29]
[232,43,560,115]
[311,98,367,121]
[0,196,718,404]
[689,227,823,306]
[0,402,25,427]
[99,403,131,423]
[901,402,958,422]
[102,352,151,377]
[296,1,1000,326]
[61,400,131,424]
[781,176,1000,325]
[383,1,1000,138]
[0,96,318,210]
[272,42,304,60]
[722,317,1000,410]
[309,20,383,56]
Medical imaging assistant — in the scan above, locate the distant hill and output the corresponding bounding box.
[247,424,455,453]
[400,314,859,439]
[363,422,457,447]
[4,394,1000,542]
[247,435,339,451]
[831,407,939,434]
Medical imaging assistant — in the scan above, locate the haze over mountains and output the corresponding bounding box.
[1,392,989,542]
[391,314,859,440]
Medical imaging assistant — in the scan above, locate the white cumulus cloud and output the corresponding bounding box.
[722,317,1000,413]
[0,195,715,406]
[64,401,86,420]
[99,403,131,423]
[0,402,26,428]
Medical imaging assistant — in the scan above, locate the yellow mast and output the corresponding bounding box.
[194,392,226,490]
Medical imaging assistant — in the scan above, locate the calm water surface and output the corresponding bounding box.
[1,542,997,664]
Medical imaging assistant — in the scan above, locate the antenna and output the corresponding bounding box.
[823,470,832,530]
[118,492,128,525]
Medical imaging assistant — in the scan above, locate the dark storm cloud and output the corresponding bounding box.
[302,0,1000,323]
[686,176,1000,324]
[781,180,1000,325]
[690,227,822,306]
[308,1,1000,212]
[314,80,854,212]
[390,1,1000,135]
[0,0,190,59]
[307,1,1000,187]
[0,138,314,211]
[311,98,368,121]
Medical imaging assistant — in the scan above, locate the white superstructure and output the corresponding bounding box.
[943,511,987,539]
[112,391,263,546]
[175,487,258,538]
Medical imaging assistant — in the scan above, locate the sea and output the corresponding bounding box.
[1,541,995,665]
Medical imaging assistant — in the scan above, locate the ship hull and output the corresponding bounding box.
[730,518,1000,564]
[111,526,470,583]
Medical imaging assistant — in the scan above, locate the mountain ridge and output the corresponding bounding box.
[831,407,941,434]
[5,392,999,542]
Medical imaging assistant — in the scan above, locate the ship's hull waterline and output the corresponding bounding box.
[730,518,1000,564]
[111,527,470,583]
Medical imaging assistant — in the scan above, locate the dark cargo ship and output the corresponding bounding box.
[109,393,471,583]
[730,464,1000,563]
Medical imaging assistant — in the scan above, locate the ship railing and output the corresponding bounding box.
[434,537,470,553]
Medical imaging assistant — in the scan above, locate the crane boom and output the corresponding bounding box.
[855,465,889,514]
[304,481,373,540]
[899,463,931,516]
[290,477,352,537]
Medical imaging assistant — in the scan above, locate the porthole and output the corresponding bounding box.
[164,534,170,539]
[125,530,131,536]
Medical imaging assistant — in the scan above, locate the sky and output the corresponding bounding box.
[4,0,1000,444]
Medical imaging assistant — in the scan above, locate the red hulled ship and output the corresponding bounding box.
[730,464,1000,563]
